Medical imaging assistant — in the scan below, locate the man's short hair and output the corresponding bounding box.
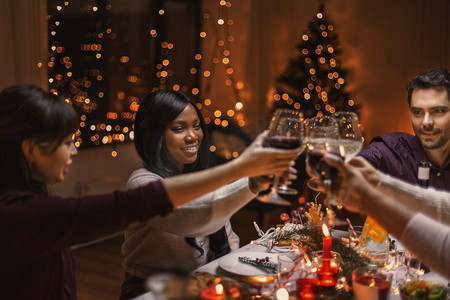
[406,66,450,105]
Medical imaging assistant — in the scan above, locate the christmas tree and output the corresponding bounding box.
[273,3,359,118]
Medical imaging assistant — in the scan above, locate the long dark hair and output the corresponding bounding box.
[0,85,78,194]
[134,90,209,177]
[134,90,230,259]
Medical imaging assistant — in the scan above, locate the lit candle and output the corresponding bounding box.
[322,223,332,270]
[200,284,240,300]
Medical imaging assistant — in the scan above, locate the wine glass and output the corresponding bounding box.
[333,111,363,162]
[305,115,341,227]
[305,115,340,196]
[306,112,363,193]
[257,108,305,206]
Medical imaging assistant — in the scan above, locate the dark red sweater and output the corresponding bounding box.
[0,180,172,299]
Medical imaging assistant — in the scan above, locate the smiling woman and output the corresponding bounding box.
[120,90,280,299]
[163,103,204,171]
[0,85,300,300]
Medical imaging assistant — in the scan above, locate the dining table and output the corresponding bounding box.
[136,229,449,300]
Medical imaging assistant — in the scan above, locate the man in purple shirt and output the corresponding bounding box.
[358,67,450,191]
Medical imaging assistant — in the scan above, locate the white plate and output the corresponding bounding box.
[218,251,279,276]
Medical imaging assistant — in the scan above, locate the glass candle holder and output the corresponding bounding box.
[312,250,341,289]
[276,249,302,298]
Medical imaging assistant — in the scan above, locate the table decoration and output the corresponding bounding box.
[218,252,279,277]
[314,250,341,289]
[238,256,278,274]
[276,247,306,299]
[146,272,243,300]
[321,224,332,270]
[200,281,240,300]
[296,277,321,299]
[346,218,361,249]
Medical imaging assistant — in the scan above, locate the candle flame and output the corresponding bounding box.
[369,279,376,287]
[276,287,289,300]
[322,223,330,236]
[215,284,224,294]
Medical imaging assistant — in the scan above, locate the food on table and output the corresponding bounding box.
[279,201,324,225]
[400,280,447,300]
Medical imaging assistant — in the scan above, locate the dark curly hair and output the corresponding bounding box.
[406,66,450,105]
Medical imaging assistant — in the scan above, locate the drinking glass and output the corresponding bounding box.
[257,108,305,206]
[360,217,390,266]
[305,115,340,204]
[352,266,393,300]
[347,225,363,251]
[333,111,363,162]
[312,250,342,289]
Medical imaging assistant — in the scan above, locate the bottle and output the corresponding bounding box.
[417,161,431,187]
[416,161,431,273]
[360,216,389,266]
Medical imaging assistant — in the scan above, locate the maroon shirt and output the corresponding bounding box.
[0,180,172,299]
[358,132,450,191]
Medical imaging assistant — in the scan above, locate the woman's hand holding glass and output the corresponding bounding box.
[257,108,306,206]
[234,130,302,178]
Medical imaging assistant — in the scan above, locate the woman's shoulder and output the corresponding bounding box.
[127,168,163,189]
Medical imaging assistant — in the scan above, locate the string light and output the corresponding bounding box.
[272,3,359,118]
[48,0,245,158]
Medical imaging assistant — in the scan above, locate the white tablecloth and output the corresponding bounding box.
[137,230,449,299]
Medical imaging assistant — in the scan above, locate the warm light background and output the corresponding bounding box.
[1,0,449,196]
[200,0,450,141]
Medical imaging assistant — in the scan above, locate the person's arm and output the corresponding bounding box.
[347,157,450,223]
[323,154,412,238]
[163,131,300,208]
[131,175,255,236]
[377,173,450,223]
[401,213,450,279]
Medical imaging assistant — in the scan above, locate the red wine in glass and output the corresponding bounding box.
[267,136,302,149]
[353,276,392,300]
[306,149,341,182]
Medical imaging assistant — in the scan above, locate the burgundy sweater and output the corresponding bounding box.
[0,180,172,299]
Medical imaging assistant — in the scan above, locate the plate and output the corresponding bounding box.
[218,251,279,276]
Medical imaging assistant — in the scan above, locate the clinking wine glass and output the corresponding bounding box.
[306,112,363,195]
[333,111,363,162]
[257,108,305,206]
[305,115,340,202]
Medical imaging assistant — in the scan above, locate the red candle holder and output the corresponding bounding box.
[296,278,320,299]
[200,284,240,300]
[317,266,339,288]
[313,250,341,289]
